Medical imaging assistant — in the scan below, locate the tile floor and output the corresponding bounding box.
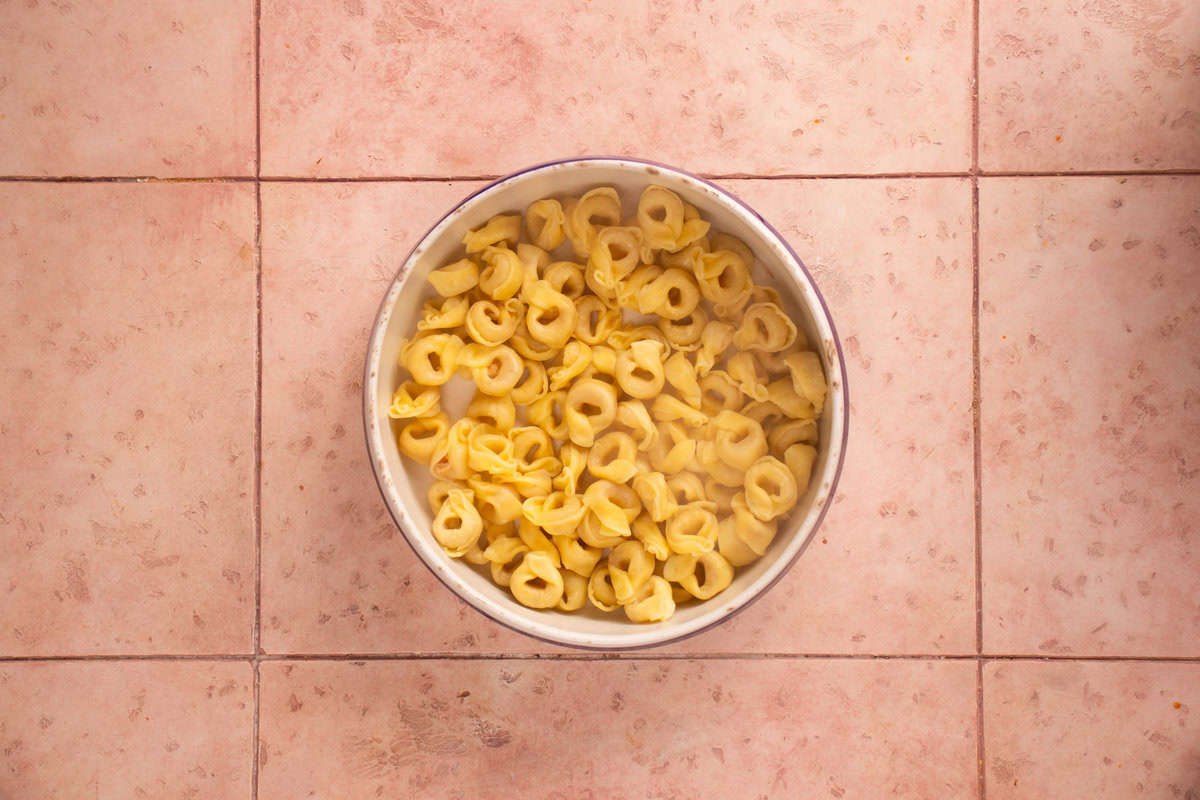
[1,1,1197,797]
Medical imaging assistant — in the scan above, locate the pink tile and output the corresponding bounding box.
[984,660,1200,799]
[0,660,253,798]
[980,0,1200,171]
[259,658,978,799]
[260,0,972,177]
[260,181,539,654]
[980,177,1200,656]
[667,178,977,655]
[0,0,255,176]
[260,178,974,655]
[0,184,257,655]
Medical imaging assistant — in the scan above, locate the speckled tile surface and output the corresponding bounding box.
[259,0,973,177]
[0,0,255,176]
[0,184,257,656]
[980,176,1200,657]
[0,661,253,798]
[3,0,1200,796]
[984,661,1199,799]
[258,659,978,799]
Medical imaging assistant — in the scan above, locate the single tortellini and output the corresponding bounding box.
[465,297,523,346]
[469,477,524,525]
[631,471,678,522]
[463,213,520,253]
[768,417,819,454]
[404,333,463,386]
[733,302,798,352]
[564,187,623,258]
[631,516,671,561]
[484,535,529,587]
[636,185,710,252]
[718,491,779,565]
[726,351,770,402]
[623,575,676,623]
[466,392,516,432]
[658,307,708,348]
[607,540,655,604]
[615,399,658,451]
[694,320,734,375]
[783,443,818,495]
[429,419,474,481]
[521,491,586,537]
[388,380,441,419]
[743,455,799,522]
[509,550,565,609]
[525,198,567,250]
[397,412,449,463]
[783,350,828,417]
[587,431,639,483]
[637,268,701,321]
[695,250,752,308]
[510,360,549,406]
[416,294,469,331]
[548,340,593,391]
[552,441,587,495]
[614,339,666,399]
[647,421,696,475]
[663,351,702,409]
[663,550,734,600]
[583,480,641,540]
[543,260,587,299]
[459,343,524,396]
[698,371,743,416]
[564,378,618,447]
[524,280,577,349]
[665,504,719,554]
[427,258,479,297]
[587,563,620,612]
[558,571,589,611]
[710,409,768,471]
[574,295,623,345]
[432,488,483,557]
[479,245,526,300]
[554,534,603,577]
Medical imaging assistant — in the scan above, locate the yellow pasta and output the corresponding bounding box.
[427,258,479,297]
[416,294,470,331]
[398,412,450,463]
[392,181,828,623]
[479,245,525,300]
[463,213,520,254]
[432,488,483,557]
[564,187,622,258]
[465,298,523,346]
[733,302,798,352]
[743,456,799,522]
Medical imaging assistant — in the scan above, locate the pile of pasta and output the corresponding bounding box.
[389,184,826,623]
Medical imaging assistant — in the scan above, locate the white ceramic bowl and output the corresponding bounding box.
[364,157,848,649]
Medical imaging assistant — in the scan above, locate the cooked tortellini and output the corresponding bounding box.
[390,183,828,622]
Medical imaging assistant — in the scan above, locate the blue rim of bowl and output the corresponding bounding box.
[362,155,850,651]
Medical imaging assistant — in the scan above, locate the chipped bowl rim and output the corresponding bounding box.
[363,156,849,650]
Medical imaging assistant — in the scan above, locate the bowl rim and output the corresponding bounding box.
[363,155,849,650]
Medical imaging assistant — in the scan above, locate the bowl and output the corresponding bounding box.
[363,157,848,649]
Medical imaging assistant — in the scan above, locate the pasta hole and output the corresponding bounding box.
[526,576,548,591]
[485,306,501,323]
[412,426,439,441]
[579,402,602,417]
[674,315,694,328]
[731,428,749,445]
[667,287,683,306]
[760,477,781,495]
[648,205,667,222]
[444,516,463,530]
[609,243,630,261]
[537,306,561,324]
[717,269,734,289]
[427,352,442,371]
[755,318,769,338]
[631,366,655,382]
[587,309,600,330]
[694,560,708,586]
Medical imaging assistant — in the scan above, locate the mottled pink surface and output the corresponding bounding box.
[981,177,1200,657]
[259,659,978,799]
[3,0,1200,796]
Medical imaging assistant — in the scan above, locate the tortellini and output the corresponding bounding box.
[391,183,828,622]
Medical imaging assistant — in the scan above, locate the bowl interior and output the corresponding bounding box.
[365,159,847,649]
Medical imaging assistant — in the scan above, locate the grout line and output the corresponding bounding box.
[1,169,1199,184]
[972,1,986,795]
[252,1,264,799]
[2,652,1198,663]
[251,661,261,800]
[978,659,987,797]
